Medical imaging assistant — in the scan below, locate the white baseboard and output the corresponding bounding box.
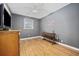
[56,42,79,52]
[20,36,43,40]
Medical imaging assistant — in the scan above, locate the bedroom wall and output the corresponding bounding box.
[41,3,79,48]
[11,14,40,38]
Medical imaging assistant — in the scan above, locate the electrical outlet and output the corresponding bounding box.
[60,40,64,43]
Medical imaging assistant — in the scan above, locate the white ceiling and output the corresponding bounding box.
[7,3,69,19]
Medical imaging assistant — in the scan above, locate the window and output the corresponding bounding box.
[24,18,33,29]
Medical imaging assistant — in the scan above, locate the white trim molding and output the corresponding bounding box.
[20,36,43,40]
[4,4,11,16]
[56,42,79,52]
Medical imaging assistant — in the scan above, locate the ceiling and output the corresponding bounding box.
[7,3,69,19]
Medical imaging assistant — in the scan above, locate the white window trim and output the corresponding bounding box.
[24,18,34,29]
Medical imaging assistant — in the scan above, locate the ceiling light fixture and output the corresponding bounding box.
[32,10,38,13]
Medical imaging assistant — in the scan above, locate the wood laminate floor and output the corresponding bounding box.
[20,38,79,56]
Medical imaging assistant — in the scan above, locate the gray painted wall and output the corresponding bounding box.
[12,14,40,38]
[41,3,79,48]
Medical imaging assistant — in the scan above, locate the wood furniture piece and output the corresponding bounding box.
[41,32,56,40]
[41,32,58,44]
[0,31,20,56]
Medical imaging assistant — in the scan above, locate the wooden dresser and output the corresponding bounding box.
[0,31,20,56]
